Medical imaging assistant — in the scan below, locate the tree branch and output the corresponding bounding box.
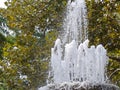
[108,68,120,80]
[108,55,120,63]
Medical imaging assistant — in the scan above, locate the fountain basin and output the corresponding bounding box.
[38,82,119,90]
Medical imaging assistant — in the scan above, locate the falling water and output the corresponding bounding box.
[39,0,119,90]
[49,39,108,84]
[62,0,88,44]
[48,0,108,84]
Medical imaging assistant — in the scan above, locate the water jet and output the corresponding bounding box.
[38,0,119,90]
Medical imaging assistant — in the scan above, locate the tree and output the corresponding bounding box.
[4,0,67,33]
[0,0,67,89]
[86,0,120,86]
[0,15,7,59]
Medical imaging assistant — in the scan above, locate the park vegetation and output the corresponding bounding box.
[0,0,120,90]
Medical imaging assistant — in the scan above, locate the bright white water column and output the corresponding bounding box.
[62,0,88,44]
[50,39,108,84]
[48,0,108,84]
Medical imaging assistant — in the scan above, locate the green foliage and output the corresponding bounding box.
[0,0,66,89]
[0,15,6,59]
[0,33,6,59]
[4,0,67,32]
[86,0,120,86]
[87,0,120,51]
[1,34,46,89]
[0,15,6,24]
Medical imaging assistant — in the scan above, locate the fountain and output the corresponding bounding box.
[38,0,119,90]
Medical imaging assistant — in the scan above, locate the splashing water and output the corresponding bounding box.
[48,0,108,84]
[38,0,119,90]
[62,0,88,44]
[49,39,108,84]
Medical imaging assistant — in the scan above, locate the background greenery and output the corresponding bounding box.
[0,0,120,90]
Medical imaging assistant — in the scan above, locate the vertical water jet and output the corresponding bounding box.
[38,0,119,90]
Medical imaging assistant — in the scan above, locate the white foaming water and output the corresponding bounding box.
[38,0,110,90]
[49,39,108,84]
[62,0,88,44]
[47,0,108,84]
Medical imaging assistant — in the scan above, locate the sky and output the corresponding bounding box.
[0,0,7,8]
